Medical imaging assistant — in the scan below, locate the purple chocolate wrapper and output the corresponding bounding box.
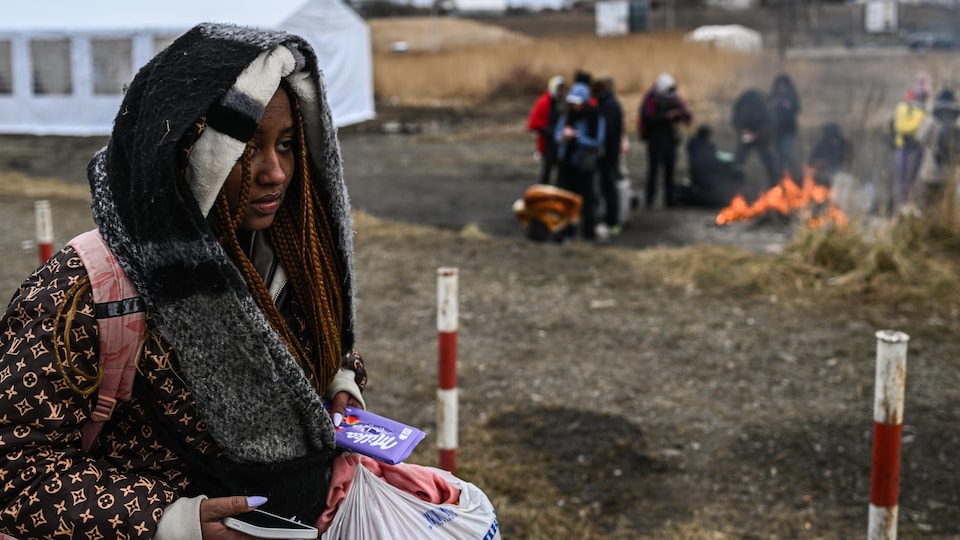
[335,406,427,464]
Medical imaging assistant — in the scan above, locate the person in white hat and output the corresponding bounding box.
[638,72,692,208]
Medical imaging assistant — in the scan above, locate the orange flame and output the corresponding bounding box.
[716,169,845,229]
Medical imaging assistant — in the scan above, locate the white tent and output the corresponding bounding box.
[684,24,762,54]
[0,0,375,135]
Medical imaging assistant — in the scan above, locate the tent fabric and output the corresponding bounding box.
[684,24,762,54]
[0,0,375,135]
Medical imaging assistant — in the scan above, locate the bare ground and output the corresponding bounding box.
[1,95,959,539]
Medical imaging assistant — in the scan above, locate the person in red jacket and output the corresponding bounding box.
[527,75,567,185]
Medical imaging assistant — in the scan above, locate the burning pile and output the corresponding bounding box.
[716,169,847,228]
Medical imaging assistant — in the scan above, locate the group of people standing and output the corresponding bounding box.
[526,69,625,242]
[526,66,955,241]
[655,72,848,209]
[636,72,804,210]
[525,69,810,243]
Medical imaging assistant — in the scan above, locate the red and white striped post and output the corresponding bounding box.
[436,267,459,474]
[35,200,54,264]
[868,329,910,540]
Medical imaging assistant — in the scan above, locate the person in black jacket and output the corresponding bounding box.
[932,87,960,169]
[593,76,624,234]
[680,125,744,207]
[769,74,802,182]
[638,72,692,208]
[808,122,849,187]
[732,87,780,189]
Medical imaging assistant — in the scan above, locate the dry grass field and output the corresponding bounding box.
[3,10,960,540]
[370,16,750,123]
[361,14,960,539]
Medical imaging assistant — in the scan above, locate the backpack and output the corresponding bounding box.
[0,233,148,540]
[66,229,147,453]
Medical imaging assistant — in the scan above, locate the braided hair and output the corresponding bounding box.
[208,83,345,394]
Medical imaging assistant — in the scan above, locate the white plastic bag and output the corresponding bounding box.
[320,462,500,540]
[616,178,637,225]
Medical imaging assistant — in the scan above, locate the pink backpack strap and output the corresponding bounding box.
[68,230,146,453]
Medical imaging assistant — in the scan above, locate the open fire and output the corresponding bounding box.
[716,168,847,228]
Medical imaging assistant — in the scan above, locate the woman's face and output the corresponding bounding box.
[222,87,296,231]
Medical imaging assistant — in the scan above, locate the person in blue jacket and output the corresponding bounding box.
[555,81,606,242]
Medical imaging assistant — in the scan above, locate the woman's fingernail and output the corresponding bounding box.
[247,496,269,508]
[333,412,343,426]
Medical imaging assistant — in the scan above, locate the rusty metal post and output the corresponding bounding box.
[868,330,910,540]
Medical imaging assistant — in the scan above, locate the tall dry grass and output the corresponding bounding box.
[368,17,533,53]
[781,172,960,312]
[372,18,750,121]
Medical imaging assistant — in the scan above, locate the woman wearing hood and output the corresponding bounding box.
[0,23,366,538]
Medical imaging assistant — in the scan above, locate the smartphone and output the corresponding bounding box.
[222,509,318,539]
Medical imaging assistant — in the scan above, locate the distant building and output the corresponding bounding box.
[454,0,508,15]
[596,0,649,37]
[704,0,757,9]
[864,0,898,33]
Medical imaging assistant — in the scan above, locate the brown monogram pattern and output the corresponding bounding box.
[0,248,366,538]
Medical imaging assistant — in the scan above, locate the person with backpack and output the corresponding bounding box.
[638,72,692,209]
[0,23,368,538]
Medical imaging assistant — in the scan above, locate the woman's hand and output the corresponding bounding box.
[329,390,364,426]
[200,496,268,539]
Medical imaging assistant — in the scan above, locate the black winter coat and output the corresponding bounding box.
[732,89,773,137]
